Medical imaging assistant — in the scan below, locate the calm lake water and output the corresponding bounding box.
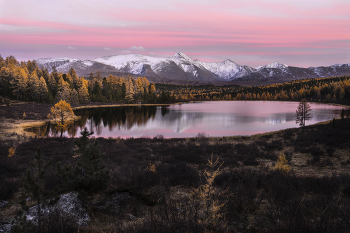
[29,101,349,138]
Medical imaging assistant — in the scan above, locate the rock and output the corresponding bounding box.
[0,201,8,208]
[1,192,90,233]
[0,222,12,233]
[26,192,89,226]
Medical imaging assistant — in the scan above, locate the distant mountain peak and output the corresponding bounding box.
[170,52,193,61]
[222,59,236,65]
[256,61,288,70]
[36,53,350,83]
[36,57,79,63]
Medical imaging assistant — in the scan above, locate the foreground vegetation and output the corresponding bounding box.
[1,115,350,232]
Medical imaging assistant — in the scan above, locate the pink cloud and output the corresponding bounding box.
[1,0,349,66]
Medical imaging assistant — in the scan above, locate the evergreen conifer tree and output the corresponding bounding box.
[20,148,53,233]
[28,71,40,101]
[57,128,110,194]
[38,77,48,102]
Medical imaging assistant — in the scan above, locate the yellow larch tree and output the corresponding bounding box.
[78,84,90,104]
[28,71,40,101]
[47,100,74,140]
[38,76,48,102]
[12,67,28,101]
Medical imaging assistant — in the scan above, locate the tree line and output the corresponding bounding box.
[156,76,350,103]
[232,76,350,103]
[0,55,160,105]
[155,83,243,101]
[2,55,350,105]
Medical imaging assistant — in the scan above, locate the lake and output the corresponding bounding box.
[29,101,349,138]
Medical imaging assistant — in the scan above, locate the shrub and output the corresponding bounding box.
[307,155,320,165]
[0,178,19,200]
[320,158,334,167]
[41,208,78,233]
[158,163,200,187]
[274,152,291,173]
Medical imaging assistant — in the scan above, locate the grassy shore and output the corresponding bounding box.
[1,99,350,232]
[0,99,191,141]
[1,108,350,232]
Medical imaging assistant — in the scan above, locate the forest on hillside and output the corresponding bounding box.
[2,55,350,106]
[156,76,350,104]
[0,55,160,105]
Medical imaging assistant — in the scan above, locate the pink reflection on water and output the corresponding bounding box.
[45,101,348,139]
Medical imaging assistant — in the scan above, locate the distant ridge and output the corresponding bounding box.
[36,53,350,83]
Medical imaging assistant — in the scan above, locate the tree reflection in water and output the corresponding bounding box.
[27,106,164,137]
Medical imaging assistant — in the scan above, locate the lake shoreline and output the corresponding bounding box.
[1,100,349,142]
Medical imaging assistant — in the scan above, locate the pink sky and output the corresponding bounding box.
[0,0,349,67]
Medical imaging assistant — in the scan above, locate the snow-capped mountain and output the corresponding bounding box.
[36,53,350,83]
[197,59,255,80]
[93,52,220,81]
[256,61,288,70]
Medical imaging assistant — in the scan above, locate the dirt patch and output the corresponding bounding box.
[0,118,47,140]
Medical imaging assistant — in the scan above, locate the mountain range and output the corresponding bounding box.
[36,52,350,84]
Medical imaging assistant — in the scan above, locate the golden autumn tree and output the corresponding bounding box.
[78,84,90,104]
[191,154,229,229]
[149,83,156,94]
[38,76,48,102]
[28,71,40,101]
[275,152,291,173]
[47,100,74,140]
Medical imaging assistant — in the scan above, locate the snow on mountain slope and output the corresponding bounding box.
[94,53,209,78]
[36,57,100,73]
[197,59,255,80]
[256,61,288,70]
[94,54,167,70]
[169,52,197,66]
[36,57,80,64]
[35,53,350,82]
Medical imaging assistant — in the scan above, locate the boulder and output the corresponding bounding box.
[26,192,89,226]
[0,192,89,233]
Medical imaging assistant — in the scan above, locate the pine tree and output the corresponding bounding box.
[20,148,53,233]
[47,74,57,98]
[121,83,126,99]
[57,128,110,194]
[55,77,71,102]
[92,80,102,101]
[42,68,50,83]
[68,67,78,88]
